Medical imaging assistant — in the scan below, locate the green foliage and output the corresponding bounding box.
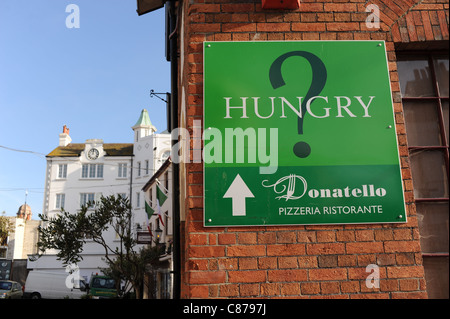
[0,212,14,246]
[37,195,160,298]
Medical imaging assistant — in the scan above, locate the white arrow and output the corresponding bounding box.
[223,174,255,216]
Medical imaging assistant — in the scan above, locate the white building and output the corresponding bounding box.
[141,158,173,299]
[28,110,171,279]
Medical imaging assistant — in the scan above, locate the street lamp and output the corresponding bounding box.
[154,226,163,242]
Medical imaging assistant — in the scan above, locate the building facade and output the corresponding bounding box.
[29,110,171,279]
[142,159,173,298]
[163,0,448,299]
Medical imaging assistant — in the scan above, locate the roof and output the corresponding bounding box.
[142,158,172,191]
[47,143,134,157]
[132,109,155,129]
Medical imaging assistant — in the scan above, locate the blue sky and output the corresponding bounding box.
[0,1,170,219]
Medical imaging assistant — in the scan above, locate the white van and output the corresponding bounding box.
[24,271,88,299]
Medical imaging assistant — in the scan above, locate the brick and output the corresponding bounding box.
[190,23,221,33]
[221,3,255,12]
[257,23,291,32]
[189,4,221,14]
[258,232,276,244]
[338,255,357,267]
[321,281,340,294]
[299,3,324,12]
[326,22,360,31]
[341,281,360,293]
[190,271,226,284]
[301,282,320,295]
[318,255,338,268]
[384,240,420,253]
[346,242,384,254]
[268,269,308,282]
[190,246,225,258]
[387,266,425,279]
[218,233,236,245]
[239,257,258,270]
[190,285,209,298]
[261,283,280,296]
[188,259,208,271]
[227,245,266,257]
[351,293,391,299]
[399,279,419,291]
[291,22,326,31]
[298,256,318,268]
[222,23,256,33]
[309,268,348,281]
[324,3,357,12]
[277,231,297,243]
[336,230,355,242]
[316,230,336,242]
[267,243,306,256]
[281,283,301,295]
[219,284,239,297]
[421,11,435,40]
[279,256,298,269]
[258,257,278,269]
[228,270,266,283]
[238,232,257,244]
[218,258,238,270]
[307,243,345,255]
[374,229,394,241]
[240,283,260,296]
[355,230,374,241]
[392,292,427,299]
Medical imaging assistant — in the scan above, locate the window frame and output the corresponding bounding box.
[56,193,65,210]
[58,164,67,179]
[81,164,104,179]
[397,51,449,298]
[398,51,449,196]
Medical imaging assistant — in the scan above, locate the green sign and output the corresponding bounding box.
[203,41,407,227]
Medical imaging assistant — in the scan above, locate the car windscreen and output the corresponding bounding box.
[0,281,12,290]
[91,278,115,289]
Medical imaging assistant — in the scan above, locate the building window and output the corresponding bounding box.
[82,164,104,179]
[58,164,67,179]
[118,163,127,178]
[145,160,149,175]
[56,194,65,209]
[164,171,169,191]
[80,193,95,208]
[137,162,141,177]
[97,164,103,178]
[397,52,449,299]
[136,192,141,208]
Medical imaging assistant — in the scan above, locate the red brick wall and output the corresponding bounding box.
[179,0,448,299]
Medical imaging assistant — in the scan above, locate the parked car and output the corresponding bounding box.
[88,275,117,299]
[0,280,23,299]
[24,271,87,299]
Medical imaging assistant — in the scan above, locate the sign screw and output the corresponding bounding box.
[208,219,212,222]
[378,43,382,47]
[398,215,403,219]
[388,125,392,128]
[207,44,211,48]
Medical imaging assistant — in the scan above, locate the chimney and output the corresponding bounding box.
[59,125,72,146]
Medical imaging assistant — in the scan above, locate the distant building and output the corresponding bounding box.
[0,204,40,284]
[29,109,171,279]
[142,158,172,299]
